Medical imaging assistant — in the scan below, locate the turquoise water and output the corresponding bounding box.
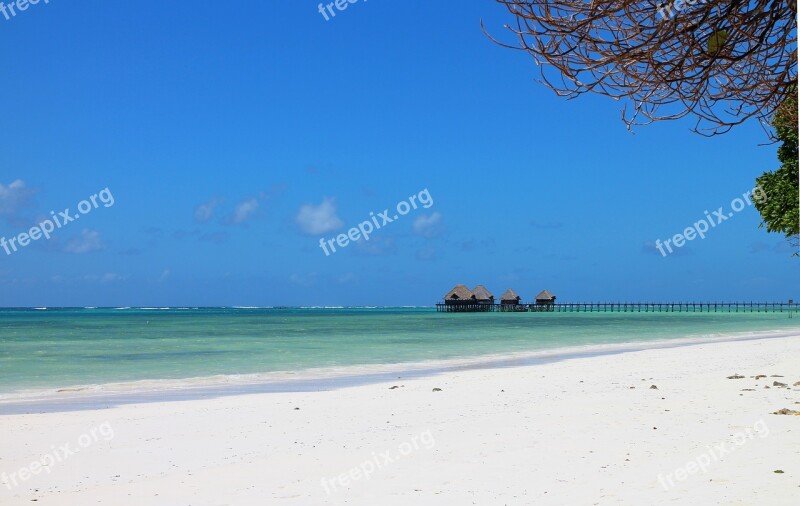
[1,307,799,394]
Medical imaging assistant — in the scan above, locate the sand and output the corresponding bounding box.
[1,335,799,505]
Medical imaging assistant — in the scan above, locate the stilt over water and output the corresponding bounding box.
[435,302,800,313]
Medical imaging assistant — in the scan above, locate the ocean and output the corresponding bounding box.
[1,307,799,400]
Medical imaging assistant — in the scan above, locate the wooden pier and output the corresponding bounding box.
[436,302,799,313]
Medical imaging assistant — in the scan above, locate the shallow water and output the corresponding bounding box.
[1,307,799,395]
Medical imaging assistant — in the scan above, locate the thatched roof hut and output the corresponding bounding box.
[535,289,556,305]
[471,285,494,303]
[443,284,474,303]
[500,288,521,305]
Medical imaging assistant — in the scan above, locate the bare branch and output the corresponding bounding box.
[489,0,798,135]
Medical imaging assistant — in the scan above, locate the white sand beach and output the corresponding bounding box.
[1,335,799,505]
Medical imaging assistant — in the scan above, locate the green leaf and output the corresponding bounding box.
[708,30,727,53]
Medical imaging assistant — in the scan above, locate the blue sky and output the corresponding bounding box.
[0,0,796,307]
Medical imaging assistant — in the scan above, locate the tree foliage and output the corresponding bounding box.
[487,0,797,135]
[754,88,799,252]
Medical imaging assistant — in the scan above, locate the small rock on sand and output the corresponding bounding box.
[727,374,745,379]
[432,388,442,392]
[772,408,800,415]
[773,381,788,387]
[649,385,658,390]
[755,375,767,380]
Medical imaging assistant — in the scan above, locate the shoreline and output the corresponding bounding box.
[0,334,798,504]
[2,328,797,414]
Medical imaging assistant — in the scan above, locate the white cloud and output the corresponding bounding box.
[295,197,343,235]
[100,273,126,283]
[82,272,128,284]
[413,212,444,238]
[355,236,397,256]
[416,247,437,260]
[194,197,221,223]
[64,229,105,254]
[0,179,34,219]
[337,272,357,284]
[228,198,259,224]
[289,272,317,286]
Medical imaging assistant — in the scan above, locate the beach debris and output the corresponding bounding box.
[774,470,784,473]
[741,389,755,391]
[771,375,784,377]
[294,407,300,410]
[764,386,771,389]
[432,388,442,392]
[772,408,800,415]
[629,386,636,389]
[649,385,658,390]
[794,381,800,387]
[755,375,767,380]
[389,385,400,390]
[773,381,788,387]
[727,374,745,379]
